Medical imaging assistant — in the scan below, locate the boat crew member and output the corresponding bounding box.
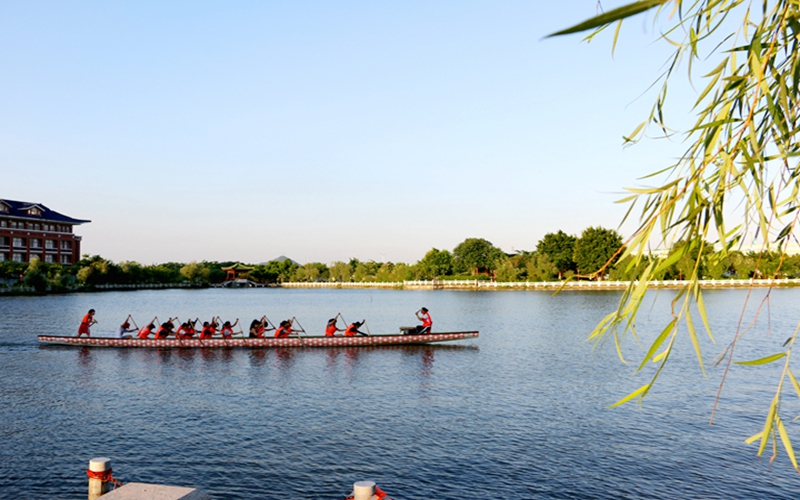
[154,320,176,339]
[77,309,97,337]
[117,320,136,339]
[176,320,197,339]
[220,319,239,338]
[249,319,263,338]
[325,318,344,337]
[249,318,274,338]
[274,320,293,338]
[138,323,156,339]
[199,321,215,339]
[415,307,432,334]
[345,320,368,337]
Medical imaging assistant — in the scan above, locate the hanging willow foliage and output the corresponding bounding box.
[551,0,800,470]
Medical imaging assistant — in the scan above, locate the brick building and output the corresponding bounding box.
[0,199,90,265]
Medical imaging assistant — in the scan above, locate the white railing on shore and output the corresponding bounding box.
[280,278,800,289]
[93,283,193,289]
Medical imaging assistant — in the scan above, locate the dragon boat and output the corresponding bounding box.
[37,331,479,348]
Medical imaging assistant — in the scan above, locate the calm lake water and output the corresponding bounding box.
[1,287,800,499]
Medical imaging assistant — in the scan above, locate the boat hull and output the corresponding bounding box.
[37,331,479,348]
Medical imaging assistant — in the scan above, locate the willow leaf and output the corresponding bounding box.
[608,384,651,408]
[735,352,786,366]
[547,0,668,37]
[685,309,706,376]
[788,370,800,400]
[777,418,800,471]
[758,398,778,456]
[637,318,677,372]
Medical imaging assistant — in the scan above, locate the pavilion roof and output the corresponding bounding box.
[221,262,254,271]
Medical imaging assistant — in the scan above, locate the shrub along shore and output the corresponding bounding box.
[3,230,800,294]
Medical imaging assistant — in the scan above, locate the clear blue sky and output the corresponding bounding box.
[1,1,693,265]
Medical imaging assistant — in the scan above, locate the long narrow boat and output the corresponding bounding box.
[37,331,479,348]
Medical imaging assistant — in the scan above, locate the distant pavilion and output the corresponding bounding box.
[222,263,254,282]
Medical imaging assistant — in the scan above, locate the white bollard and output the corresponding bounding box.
[88,457,112,500]
[353,481,376,500]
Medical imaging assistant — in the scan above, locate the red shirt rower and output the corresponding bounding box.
[138,324,155,339]
[344,321,367,337]
[325,318,343,337]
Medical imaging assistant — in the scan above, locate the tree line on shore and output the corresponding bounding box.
[2,226,800,292]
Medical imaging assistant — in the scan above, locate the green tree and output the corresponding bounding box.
[23,257,47,292]
[329,261,351,282]
[572,227,623,279]
[417,248,454,279]
[525,252,558,281]
[180,261,210,283]
[452,238,504,275]
[536,231,577,279]
[552,0,800,467]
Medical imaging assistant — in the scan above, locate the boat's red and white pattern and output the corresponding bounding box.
[37,331,479,348]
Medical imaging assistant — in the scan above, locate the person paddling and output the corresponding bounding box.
[249,318,275,338]
[77,309,97,337]
[117,318,136,339]
[137,323,156,339]
[345,320,368,337]
[199,321,215,339]
[274,320,293,338]
[176,319,198,339]
[220,319,239,338]
[154,318,176,339]
[325,317,344,337]
[415,307,432,335]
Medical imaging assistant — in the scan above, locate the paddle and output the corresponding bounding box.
[262,314,277,337]
[362,319,372,337]
[336,312,347,334]
[290,316,307,347]
[172,316,184,346]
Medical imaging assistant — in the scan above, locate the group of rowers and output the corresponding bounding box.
[77,307,433,339]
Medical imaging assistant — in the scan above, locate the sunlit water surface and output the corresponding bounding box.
[1,288,800,499]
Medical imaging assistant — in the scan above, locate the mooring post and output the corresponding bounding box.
[353,481,376,500]
[87,457,112,500]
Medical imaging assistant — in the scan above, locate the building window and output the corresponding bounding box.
[0,221,6,228]
[0,204,7,213]
[30,239,41,248]
[45,240,56,250]
[12,253,23,262]
[44,254,54,263]
[60,241,71,250]
[0,253,5,262]
[10,221,18,229]
[12,238,25,248]
[60,255,71,265]
[27,207,42,216]
[0,236,7,247]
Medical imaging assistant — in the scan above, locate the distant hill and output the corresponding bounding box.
[258,255,300,265]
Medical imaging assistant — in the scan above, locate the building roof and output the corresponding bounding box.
[221,262,254,271]
[0,199,91,225]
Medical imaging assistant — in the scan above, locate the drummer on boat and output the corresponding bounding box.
[77,309,97,337]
